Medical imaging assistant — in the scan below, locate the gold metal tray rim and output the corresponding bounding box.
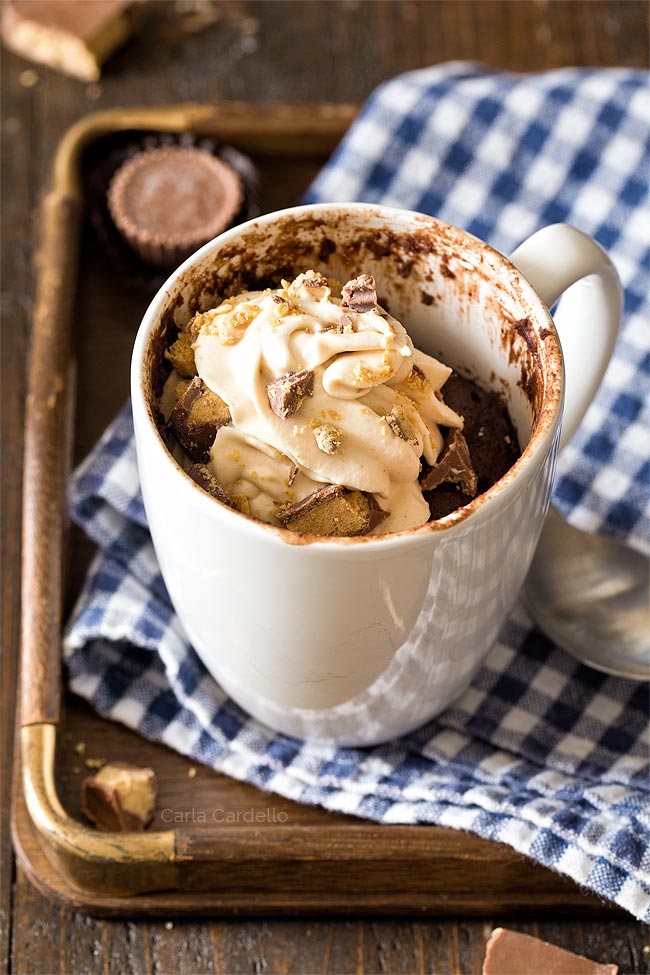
[14,101,611,914]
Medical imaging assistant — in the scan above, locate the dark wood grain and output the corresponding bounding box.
[3,1,649,973]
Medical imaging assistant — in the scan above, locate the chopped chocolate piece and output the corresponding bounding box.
[2,0,133,82]
[313,423,342,454]
[482,928,618,975]
[288,270,329,300]
[341,273,377,313]
[278,484,376,536]
[441,373,520,497]
[164,330,197,378]
[385,406,419,446]
[187,463,231,505]
[287,463,299,487]
[321,314,346,334]
[168,377,231,462]
[366,494,389,532]
[301,272,329,289]
[272,294,287,305]
[267,369,314,420]
[81,762,157,833]
[421,428,478,496]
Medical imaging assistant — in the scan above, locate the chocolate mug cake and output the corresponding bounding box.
[156,269,520,536]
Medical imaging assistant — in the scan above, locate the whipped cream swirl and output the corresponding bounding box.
[191,271,463,533]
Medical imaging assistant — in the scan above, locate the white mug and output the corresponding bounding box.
[131,204,621,745]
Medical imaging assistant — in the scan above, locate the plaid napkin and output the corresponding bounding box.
[64,63,650,919]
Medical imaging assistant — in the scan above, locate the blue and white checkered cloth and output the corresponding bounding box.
[64,64,650,919]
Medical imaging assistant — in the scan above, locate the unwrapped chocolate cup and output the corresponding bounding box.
[107,146,243,268]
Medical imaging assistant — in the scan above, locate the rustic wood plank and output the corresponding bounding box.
[10,892,649,975]
[4,2,650,974]
[0,53,39,975]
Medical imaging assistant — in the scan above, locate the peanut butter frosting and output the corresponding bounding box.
[171,271,464,533]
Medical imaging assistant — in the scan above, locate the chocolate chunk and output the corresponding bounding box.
[385,406,419,446]
[81,762,157,833]
[164,330,197,378]
[168,377,231,462]
[278,484,379,537]
[313,423,342,454]
[301,272,329,289]
[187,464,231,506]
[322,312,348,334]
[267,369,314,420]
[341,273,377,314]
[288,270,330,300]
[287,463,299,486]
[420,428,478,496]
[482,928,618,975]
[366,494,389,532]
[441,373,520,496]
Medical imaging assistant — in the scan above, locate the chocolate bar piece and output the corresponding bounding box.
[81,761,157,832]
[313,423,342,454]
[341,273,377,313]
[322,311,352,334]
[482,928,618,975]
[386,406,419,446]
[168,377,231,462]
[366,493,389,532]
[278,484,386,536]
[2,1,133,82]
[267,369,314,420]
[187,463,231,506]
[420,428,478,496]
[164,331,197,379]
[289,270,329,299]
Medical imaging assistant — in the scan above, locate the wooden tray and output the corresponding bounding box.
[12,102,611,917]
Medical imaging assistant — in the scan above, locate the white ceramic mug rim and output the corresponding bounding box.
[131,202,564,550]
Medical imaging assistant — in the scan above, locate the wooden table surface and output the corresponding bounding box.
[2,2,649,973]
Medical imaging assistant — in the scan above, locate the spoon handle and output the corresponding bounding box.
[510,224,623,452]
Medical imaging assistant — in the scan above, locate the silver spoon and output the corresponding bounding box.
[524,506,650,680]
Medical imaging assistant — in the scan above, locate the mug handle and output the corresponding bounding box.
[509,224,623,451]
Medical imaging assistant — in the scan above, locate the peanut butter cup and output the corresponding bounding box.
[107,146,243,267]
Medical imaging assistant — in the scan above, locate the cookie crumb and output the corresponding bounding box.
[19,69,39,88]
[84,757,105,770]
